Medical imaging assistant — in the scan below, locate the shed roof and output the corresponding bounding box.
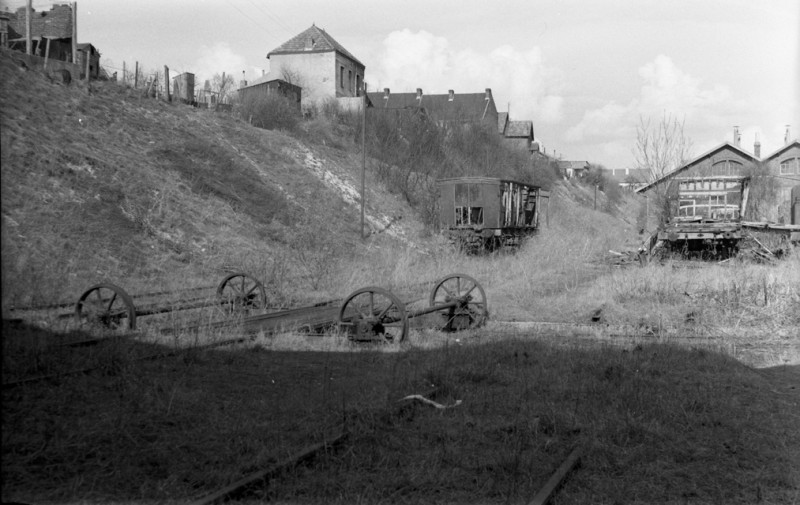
[238,77,299,92]
[437,176,542,189]
[504,120,533,139]
[267,24,364,68]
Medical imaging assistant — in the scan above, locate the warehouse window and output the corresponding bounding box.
[711,159,743,176]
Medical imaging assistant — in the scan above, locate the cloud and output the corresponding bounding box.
[637,55,733,120]
[193,42,247,85]
[564,55,748,162]
[371,30,564,122]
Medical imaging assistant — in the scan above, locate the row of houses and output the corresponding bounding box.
[237,24,587,178]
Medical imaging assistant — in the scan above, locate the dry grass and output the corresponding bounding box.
[4,321,798,504]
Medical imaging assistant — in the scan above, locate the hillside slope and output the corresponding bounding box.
[0,49,428,308]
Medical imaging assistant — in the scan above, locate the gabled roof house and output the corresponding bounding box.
[260,24,365,111]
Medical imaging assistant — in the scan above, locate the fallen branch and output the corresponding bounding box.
[399,394,462,409]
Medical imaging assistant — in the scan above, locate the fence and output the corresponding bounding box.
[8,51,83,80]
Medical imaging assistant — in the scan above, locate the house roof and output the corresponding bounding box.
[636,141,758,194]
[365,89,497,123]
[762,139,800,161]
[505,120,533,139]
[76,43,98,53]
[605,168,651,182]
[239,77,297,91]
[497,112,509,134]
[267,24,364,68]
[557,160,590,170]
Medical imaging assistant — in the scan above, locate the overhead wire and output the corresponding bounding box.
[242,0,294,38]
[221,0,277,41]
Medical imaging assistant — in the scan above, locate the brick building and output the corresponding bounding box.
[5,4,100,79]
[637,128,800,224]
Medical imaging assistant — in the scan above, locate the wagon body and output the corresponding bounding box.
[437,177,549,251]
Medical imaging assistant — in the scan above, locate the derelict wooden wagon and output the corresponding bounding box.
[438,177,549,251]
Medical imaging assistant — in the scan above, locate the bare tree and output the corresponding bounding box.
[212,73,236,103]
[279,66,304,87]
[633,112,693,183]
[633,113,693,226]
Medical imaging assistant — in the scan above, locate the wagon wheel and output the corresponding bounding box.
[75,283,137,331]
[338,287,408,343]
[216,272,267,314]
[429,273,488,332]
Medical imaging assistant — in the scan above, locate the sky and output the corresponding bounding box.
[4,0,798,169]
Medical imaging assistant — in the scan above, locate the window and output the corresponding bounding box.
[780,157,799,175]
[679,199,696,216]
[356,74,362,96]
[454,183,484,226]
[711,159,743,176]
[348,70,352,93]
[339,66,344,88]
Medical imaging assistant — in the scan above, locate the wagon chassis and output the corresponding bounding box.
[72,272,268,332]
[10,272,487,352]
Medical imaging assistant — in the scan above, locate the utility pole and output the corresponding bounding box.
[361,81,367,239]
[134,61,139,88]
[25,0,31,55]
[71,2,77,64]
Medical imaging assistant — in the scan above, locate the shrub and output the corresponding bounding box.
[580,164,622,211]
[240,92,300,132]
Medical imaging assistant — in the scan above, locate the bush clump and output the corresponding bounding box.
[240,92,300,132]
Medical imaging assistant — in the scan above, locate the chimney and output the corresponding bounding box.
[733,126,741,147]
[485,88,492,101]
[786,125,792,144]
[383,87,390,100]
[448,89,454,101]
[754,133,761,158]
[416,88,423,101]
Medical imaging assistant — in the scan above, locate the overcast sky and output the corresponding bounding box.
[4,0,798,169]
